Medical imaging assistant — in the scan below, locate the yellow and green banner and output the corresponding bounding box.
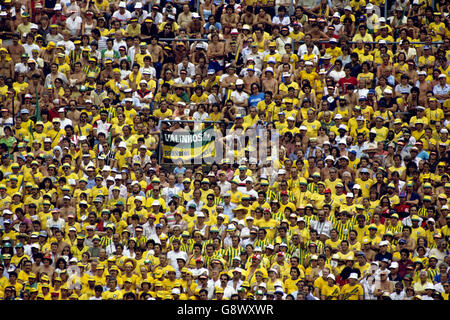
[161,126,215,162]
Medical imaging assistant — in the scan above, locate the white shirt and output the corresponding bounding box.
[167,249,188,271]
[23,43,40,57]
[66,15,83,36]
[309,219,333,238]
[112,9,132,22]
[298,44,320,57]
[217,181,231,195]
[272,15,290,26]
[161,186,181,203]
[390,291,406,300]
[174,77,192,85]
[329,69,346,82]
[57,40,75,56]
[177,62,196,78]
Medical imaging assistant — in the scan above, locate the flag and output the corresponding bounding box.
[35,87,41,121]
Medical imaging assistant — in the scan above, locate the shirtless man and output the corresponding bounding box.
[207,33,225,73]
[309,24,329,42]
[7,34,25,64]
[100,60,114,83]
[219,64,238,97]
[261,68,278,95]
[416,71,433,106]
[66,100,81,127]
[68,61,86,88]
[243,67,260,94]
[0,48,14,79]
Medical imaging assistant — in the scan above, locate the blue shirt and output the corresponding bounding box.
[248,92,264,108]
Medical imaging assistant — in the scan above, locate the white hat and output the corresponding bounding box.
[379,17,386,22]
[267,57,276,64]
[58,107,65,113]
[118,1,126,7]
[305,61,313,66]
[379,240,389,246]
[338,124,348,131]
[287,116,295,121]
[192,12,200,18]
[334,114,343,119]
[282,72,291,77]
[353,184,361,190]
[171,288,181,295]
[325,155,335,162]
[265,67,274,73]
[438,74,447,79]
[328,274,336,281]
[235,79,244,85]
[389,262,399,269]
[424,283,435,290]
[384,88,393,94]
[118,142,127,148]
[348,273,359,280]
[366,3,374,9]
[299,125,307,131]
[344,5,352,10]
[333,12,340,18]
[54,3,62,10]
[196,211,205,218]
[346,192,354,198]
[134,2,142,8]
[329,38,338,43]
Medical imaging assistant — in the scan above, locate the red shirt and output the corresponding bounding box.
[338,76,358,94]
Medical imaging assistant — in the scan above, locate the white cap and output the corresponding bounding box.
[305,61,313,66]
[299,125,307,131]
[389,262,399,269]
[135,2,142,8]
[333,12,340,18]
[353,184,361,190]
[118,142,127,148]
[424,283,435,290]
[384,88,393,94]
[346,192,354,198]
[379,17,386,22]
[119,1,126,7]
[196,211,205,218]
[379,240,389,246]
[438,74,447,79]
[171,288,181,295]
[328,274,336,281]
[265,67,274,73]
[54,3,62,10]
[235,79,244,85]
[348,273,359,280]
